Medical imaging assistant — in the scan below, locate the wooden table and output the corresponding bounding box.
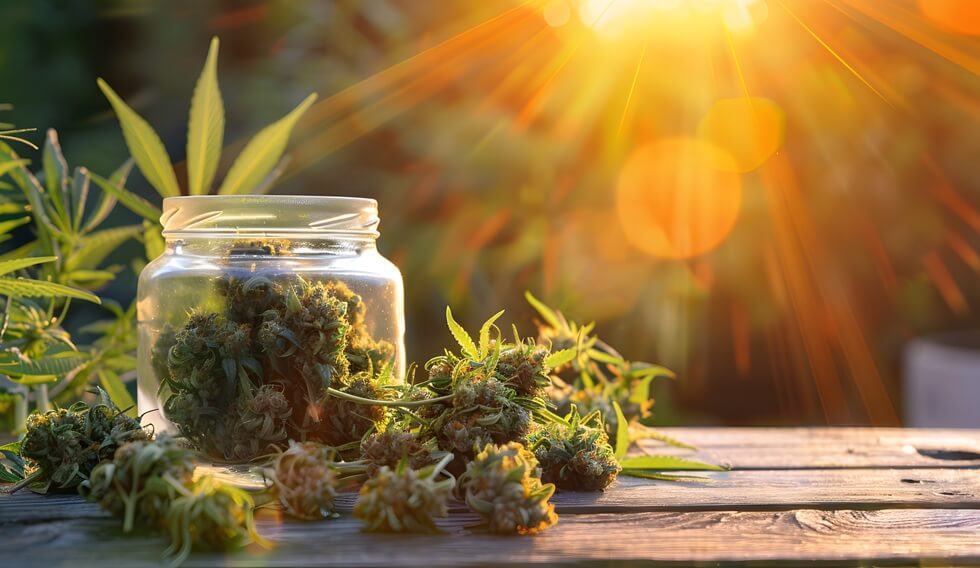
[3,428,980,566]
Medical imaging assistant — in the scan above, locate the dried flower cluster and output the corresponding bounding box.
[12,388,150,494]
[81,435,196,532]
[164,475,265,567]
[407,311,571,475]
[80,435,265,567]
[262,440,340,520]
[153,269,394,461]
[353,453,454,533]
[528,407,622,491]
[360,430,438,477]
[527,291,671,445]
[458,442,557,535]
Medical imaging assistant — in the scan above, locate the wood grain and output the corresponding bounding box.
[638,427,980,469]
[2,509,979,567]
[3,466,979,524]
[3,427,979,566]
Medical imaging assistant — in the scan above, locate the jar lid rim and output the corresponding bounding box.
[162,195,378,207]
[161,195,381,238]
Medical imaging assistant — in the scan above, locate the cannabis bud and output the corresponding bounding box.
[225,384,291,461]
[434,372,531,468]
[164,474,265,567]
[528,407,621,491]
[262,440,339,520]
[353,454,454,533]
[80,435,196,532]
[14,388,150,494]
[495,341,552,397]
[360,430,436,478]
[458,442,558,535]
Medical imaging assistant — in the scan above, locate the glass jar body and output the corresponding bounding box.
[137,196,404,463]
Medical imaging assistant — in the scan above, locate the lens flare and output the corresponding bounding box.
[698,97,785,173]
[918,0,980,36]
[616,138,742,259]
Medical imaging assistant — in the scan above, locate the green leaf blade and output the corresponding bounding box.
[0,351,91,380]
[618,455,725,471]
[478,309,505,359]
[97,78,180,198]
[544,347,576,369]
[613,400,630,459]
[187,37,224,196]
[445,306,478,359]
[524,290,562,330]
[87,170,161,222]
[98,370,137,418]
[217,93,317,195]
[0,256,56,276]
[0,277,100,303]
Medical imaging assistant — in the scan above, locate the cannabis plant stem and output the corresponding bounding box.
[0,295,9,343]
[7,469,42,494]
[325,387,453,408]
[35,385,50,413]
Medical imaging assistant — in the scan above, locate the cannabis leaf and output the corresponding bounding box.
[0,257,100,303]
[187,37,224,196]
[618,455,725,471]
[87,170,161,222]
[98,37,317,201]
[613,400,629,459]
[524,290,562,330]
[97,79,180,198]
[445,306,478,359]
[544,348,575,369]
[478,309,505,359]
[0,350,91,383]
[217,93,317,195]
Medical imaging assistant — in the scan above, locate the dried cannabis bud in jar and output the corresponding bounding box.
[154,264,395,461]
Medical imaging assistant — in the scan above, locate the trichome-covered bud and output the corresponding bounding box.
[353,454,454,533]
[495,341,551,397]
[458,442,558,535]
[360,430,436,478]
[80,435,196,531]
[15,389,149,494]
[164,474,264,567]
[262,440,339,520]
[313,375,389,447]
[224,384,292,461]
[528,407,621,491]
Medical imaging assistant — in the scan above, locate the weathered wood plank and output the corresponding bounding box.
[640,427,980,469]
[3,509,979,566]
[4,467,979,524]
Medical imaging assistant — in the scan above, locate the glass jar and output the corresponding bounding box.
[137,195,405,463]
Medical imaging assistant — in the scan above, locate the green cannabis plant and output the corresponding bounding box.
[0,124,147,429]
[95,37,317,260]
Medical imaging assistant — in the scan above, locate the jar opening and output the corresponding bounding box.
[160,195,380,239]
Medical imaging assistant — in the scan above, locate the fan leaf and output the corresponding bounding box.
[187,37,224,196]
[617,455,725,471]
[217,93,317,195]
[0,277,100,303]
[524,290,562,330]
[0,255,56,276]
[87,170,161,222]
[445,306,478,359]
[97,78,180,198]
